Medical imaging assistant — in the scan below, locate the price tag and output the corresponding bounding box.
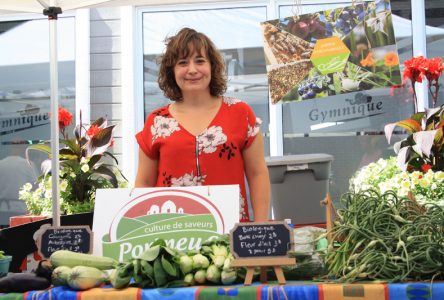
[230,221,293,258]
[37,226,92,258]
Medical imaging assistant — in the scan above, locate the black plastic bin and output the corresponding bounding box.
[266,154,334,225]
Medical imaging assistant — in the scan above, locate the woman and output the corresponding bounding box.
[135,28,270,222]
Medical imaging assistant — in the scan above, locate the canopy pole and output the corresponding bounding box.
[44,4,63,227]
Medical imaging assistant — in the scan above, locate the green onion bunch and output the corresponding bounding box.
[326,189,444,282]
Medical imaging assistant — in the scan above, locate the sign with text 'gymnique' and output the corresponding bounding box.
[93,186,239,262]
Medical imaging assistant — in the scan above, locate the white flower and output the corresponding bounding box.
[435,171,444,181]
[70,172,76,178]
[151,116,180,141]
[419,178,430,188]
[60,180,68,192]
[400,180,410,189]
[247,117,262,139]
[44,189,52,199]
[398,188,409,197]
[377,158,387,168]
[366,13,387,35]
[171,171,206,187]
[197,126,227,154]
[23,182,33,192]
[378,182,389,193]
[425,170,434,181]
[80,157,89,165]
[223,96,241,106]
[81,164,90,173]
[19,189,28,198]
[411,171,422,180]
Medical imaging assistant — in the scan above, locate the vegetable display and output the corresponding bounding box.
[109,235,238,289]
[326,189,444,282]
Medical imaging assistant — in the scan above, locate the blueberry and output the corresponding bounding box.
[341,11,351,21]
[306,90,316,98]
[335,19,345,29]
[298,86,305,96]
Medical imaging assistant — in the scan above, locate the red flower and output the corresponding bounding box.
[424,57,444,82]
[58,107,73,129]
[87,125,101,138]
[421,163,432,173]
[403,56,427,83]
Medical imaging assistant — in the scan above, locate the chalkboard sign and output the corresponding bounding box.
[230,221,293,258]
[37,226,92,258]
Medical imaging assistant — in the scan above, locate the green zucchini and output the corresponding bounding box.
[50,250,117,270]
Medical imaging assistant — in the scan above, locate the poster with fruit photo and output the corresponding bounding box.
[261,0,401,104]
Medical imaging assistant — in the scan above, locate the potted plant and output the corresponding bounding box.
[0,250,12,273]
[384,56,444,172]
[350,56,444,207]
[17,107,128,217]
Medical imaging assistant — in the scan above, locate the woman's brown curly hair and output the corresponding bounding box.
[157,27,227,101]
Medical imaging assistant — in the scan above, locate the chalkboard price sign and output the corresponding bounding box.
[37,226,93,258]
[230,221,293,258]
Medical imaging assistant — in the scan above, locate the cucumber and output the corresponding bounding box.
[50,250,117,270]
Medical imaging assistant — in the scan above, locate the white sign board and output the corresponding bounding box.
[93,185,239,261]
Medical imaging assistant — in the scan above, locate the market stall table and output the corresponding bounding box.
[1,281,443,300]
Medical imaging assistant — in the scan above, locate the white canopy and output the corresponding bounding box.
[0,0,227,15]
[0,0,228,227]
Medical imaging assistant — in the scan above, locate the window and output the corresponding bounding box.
[0,17,75,225]
[279,1,414,202]
[425,0,444,106]
[141,5,270,155]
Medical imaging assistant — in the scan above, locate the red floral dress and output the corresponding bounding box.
[136,96,262,221]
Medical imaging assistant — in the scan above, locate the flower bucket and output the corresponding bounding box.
[0,256,12,273]
[9,215,48,227]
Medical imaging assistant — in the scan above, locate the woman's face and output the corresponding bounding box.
[174,48,212,95]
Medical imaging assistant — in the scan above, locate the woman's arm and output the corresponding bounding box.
[243,131,270,222]
[135,148,159,187]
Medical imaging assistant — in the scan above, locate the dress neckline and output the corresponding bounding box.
[167,96,225,137]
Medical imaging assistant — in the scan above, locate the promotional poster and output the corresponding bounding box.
[261,1,401,104]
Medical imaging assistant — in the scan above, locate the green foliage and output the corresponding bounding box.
[385,105,444,172]
[19,115,128,215]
